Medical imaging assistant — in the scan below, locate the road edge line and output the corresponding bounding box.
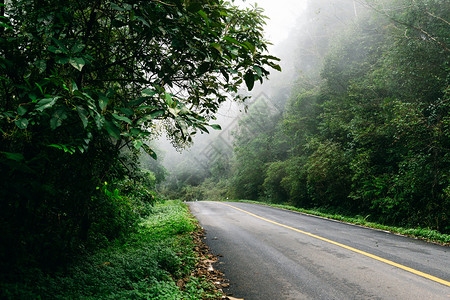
[219,202,450,288]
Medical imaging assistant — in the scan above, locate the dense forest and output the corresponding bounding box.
[166,0,450,234]
[0,0,278,290]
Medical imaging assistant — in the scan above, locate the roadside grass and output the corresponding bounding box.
[1,200,222,300]
[231,200,450,245]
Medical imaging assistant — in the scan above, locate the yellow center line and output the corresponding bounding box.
[219,202,450,288]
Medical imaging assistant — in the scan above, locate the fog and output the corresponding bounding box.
[237,0,307,46]
[149,0,364,189]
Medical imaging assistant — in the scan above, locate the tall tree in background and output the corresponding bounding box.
[230,97,287,200]
[229,0,450,232]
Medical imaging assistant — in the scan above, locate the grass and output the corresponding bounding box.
[230,200,450,245]
[1,200,222,300]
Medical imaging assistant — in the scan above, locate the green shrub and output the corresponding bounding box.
[0,200,218,299]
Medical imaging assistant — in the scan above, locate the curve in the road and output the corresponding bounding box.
[220,202,450,288]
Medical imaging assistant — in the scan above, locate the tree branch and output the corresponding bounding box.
[360,0,449,52]
[425,10,450,27]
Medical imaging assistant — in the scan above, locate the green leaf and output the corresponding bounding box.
[1,151,25,161]
[52,38,68,53]
[165,93,175,107]
[130,128,142,136]
[142,144,157,160]
[35,83,44,95]
[48,45,66,54]
[142,88,156,97]
[104,120,121,139]
[210,124,222,130]
[16,118,29,129]
[98,96,109,112]
[94,114,105,129]
[36,97,59,112]
[244,70,255,91]
[69,57,86,71]
[229,48,239,57]
[270,63,282,72]
[134,16,151,27]
[136,105,158,110]
[71,80,79,92]
[211,43,223,55]
[48,144,76,154]
[0,22,12,30]
[223,36,240,46]
[133,139,144,150]
[198,62,210,75]
[76,106,89,128]
[253,66,263,78]
[242,41,255,54]
[196,123,209,133]
[220,69,230,82]
[112,113,132,124]
[111,2,125,11]
[265,55,281,61]
[17,106,27,116]
[198,10,209,25]
[2,111,14,118]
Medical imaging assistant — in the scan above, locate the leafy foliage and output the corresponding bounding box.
[0,0,279,278]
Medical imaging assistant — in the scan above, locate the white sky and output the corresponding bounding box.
[236,0,308,46]
[155,1,308,161]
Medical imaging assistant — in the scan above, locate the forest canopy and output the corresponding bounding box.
[0,0,279,273]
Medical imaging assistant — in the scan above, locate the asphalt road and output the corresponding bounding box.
[188,201,450,300]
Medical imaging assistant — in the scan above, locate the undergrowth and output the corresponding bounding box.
[0,200,222,299]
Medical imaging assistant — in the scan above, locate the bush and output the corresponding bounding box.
[0,200,218,299]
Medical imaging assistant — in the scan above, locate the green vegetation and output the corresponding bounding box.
[171,0,450,236]
[1,0,448,294]
[1,200,222,299]
[0,0,278,286]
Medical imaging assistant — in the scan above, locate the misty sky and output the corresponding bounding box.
[237,0,307,46]
[155,1,308,164]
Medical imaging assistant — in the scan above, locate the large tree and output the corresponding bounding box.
[0,0,279,270]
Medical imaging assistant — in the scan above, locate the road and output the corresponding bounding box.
[188,201,450,300]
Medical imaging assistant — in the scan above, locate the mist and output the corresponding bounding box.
[147,0,365,194]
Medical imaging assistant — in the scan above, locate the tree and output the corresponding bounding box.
[0,0,279,270]
[230,96,287,200]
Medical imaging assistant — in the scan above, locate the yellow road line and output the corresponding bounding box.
[219,202,450,288]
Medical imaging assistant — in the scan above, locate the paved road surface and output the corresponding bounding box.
[188,201,450,299]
